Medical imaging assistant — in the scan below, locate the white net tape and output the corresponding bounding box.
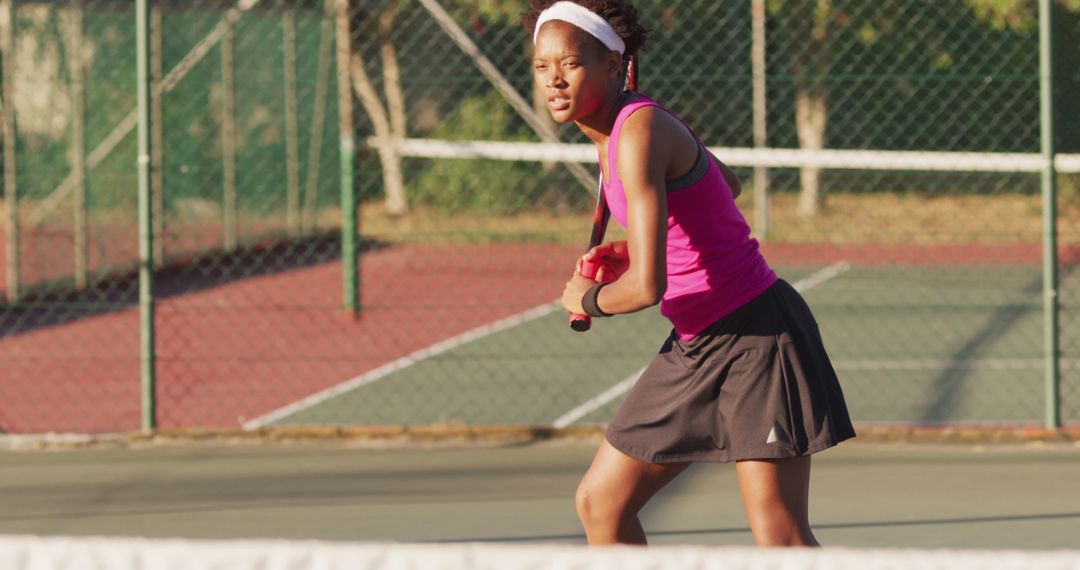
[2,536,1079,570]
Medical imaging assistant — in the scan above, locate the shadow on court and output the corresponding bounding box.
[0,232,363,340]
[922,262,1079,423]
[459,512,1080,543]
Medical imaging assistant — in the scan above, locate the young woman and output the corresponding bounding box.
[523,0,856,547]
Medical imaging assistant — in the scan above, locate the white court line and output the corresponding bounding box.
[552,368,646,429]
[243,301,561,429]
[791,260,851,291]
[549,261,854,428]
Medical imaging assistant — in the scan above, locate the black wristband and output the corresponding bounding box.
[581,282,613,318]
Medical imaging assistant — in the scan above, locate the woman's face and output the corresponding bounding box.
[532,21,621,124]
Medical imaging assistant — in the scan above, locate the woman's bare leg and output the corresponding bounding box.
[575,439,690,545]
[736,455,820,546]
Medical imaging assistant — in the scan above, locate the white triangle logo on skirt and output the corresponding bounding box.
[766,423,790,445]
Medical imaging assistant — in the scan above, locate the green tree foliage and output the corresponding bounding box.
[463,0,523,23]
[965,0,1080,31]
[411,91,539,215]
[762,0,1078,212]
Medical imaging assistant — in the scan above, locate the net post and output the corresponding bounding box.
[2,0,18,303]
[1039,0,1060,430]
[336,0,359,318]
[136,0,157,432]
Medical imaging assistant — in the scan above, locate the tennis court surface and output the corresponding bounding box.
[1,438,1078,552]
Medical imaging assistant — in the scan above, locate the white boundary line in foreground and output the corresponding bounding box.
[243,302,560,429]
[550,261,853,428]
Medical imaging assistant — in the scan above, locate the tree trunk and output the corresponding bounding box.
[795,84,827,217]
[792,0,831,218]
[378,1,408,216]
[346,1,406,218]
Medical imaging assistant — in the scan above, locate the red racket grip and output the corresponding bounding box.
[569,259,602,332]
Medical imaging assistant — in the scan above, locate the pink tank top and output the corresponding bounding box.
[603,95,777,340]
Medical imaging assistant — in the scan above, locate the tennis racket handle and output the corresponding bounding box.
[580,258,601,280]
[568,259,602,332]
[569,312,591,332]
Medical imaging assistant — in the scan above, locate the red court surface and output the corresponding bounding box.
[0,243,578,433]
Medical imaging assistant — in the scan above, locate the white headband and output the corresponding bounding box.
[533,2,626,55]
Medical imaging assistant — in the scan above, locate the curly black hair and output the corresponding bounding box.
[522,0,650,57]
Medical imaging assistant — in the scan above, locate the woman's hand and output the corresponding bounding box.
[562,241,630,315]
[561,269,597,316]
[579,240,630,282]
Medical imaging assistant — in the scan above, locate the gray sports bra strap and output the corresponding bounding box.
[666,142,711,193]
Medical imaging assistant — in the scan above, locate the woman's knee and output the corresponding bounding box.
[575,479,630,526]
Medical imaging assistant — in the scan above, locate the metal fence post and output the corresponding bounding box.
[336,0,358,317]
[136,0,157,432]
[221,11,237,252]
[1039,0,1060,429]
[70,0,88,290]
[150,5,164,268]
[303,2,334,235]
[2,0,18,303]
[283,11,301,237]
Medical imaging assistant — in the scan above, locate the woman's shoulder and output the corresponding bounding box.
[616,97,696,150]
[616,92,661,121]
[613,96,701,184]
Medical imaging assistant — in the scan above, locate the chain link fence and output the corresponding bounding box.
[1060,1,1080,432]
[0,0,344,432]
[1,0,1077,434]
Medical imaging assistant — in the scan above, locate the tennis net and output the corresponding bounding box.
[3,536,1079,570]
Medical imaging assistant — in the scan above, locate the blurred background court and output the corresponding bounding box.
[1,0,1079,563]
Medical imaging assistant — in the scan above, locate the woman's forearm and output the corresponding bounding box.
[594,271,664,315]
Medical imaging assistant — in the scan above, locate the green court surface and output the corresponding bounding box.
[260,263,1078,429]
[0,440,1078,549]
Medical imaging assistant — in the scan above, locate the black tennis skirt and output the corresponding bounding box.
[605,279,856,464]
